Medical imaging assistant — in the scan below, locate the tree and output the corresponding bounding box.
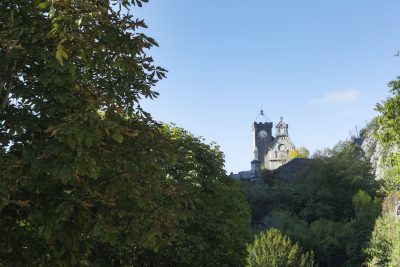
[365,194,400,267]
[375,76,400,192]
[0,1,251,265]
[298,147,310,158]
[246,228,315,267]
[130,125,251,267]
[289,149,300,159]
[289,147,309,160]
[343,191,381,266]
[1,0,168,263]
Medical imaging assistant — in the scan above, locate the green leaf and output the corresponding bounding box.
[38,2,50,10]
[56,44,68,66]
[112,132,124,143]
[83,135,93,147]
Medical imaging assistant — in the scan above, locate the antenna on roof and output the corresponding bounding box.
[254,109,267,123]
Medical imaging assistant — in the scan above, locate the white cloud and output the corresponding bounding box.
[310,89,362,106]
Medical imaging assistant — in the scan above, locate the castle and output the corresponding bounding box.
[232,110,295,181]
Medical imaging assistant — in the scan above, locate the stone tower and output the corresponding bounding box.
[253,110,273,167]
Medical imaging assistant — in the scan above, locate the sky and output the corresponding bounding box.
[132,1,400,174]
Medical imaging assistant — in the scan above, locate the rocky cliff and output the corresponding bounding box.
[359,119,398,180]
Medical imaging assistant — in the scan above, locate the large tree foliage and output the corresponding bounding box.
[1,0,168,263]
[129,126,251,267]
[0,1,250,266]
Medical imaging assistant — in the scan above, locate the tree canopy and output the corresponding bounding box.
[0,1,250,266]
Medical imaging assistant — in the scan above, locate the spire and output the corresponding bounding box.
[255,109,268,123]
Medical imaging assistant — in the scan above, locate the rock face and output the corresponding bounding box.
[360,121,387,180]
[360,122,384,180]
[359,120,399,180]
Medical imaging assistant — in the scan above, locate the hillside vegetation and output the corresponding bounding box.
[242,141,381,267]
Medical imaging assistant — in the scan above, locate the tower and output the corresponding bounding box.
[253,110,273,167]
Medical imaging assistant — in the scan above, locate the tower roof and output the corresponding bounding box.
[275,116,287,128]
[255,109,268,123]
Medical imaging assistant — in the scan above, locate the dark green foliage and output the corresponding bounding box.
[0,1,250,266]
[292,142,377,222]
[243,141,381,267]
[247,228,315,267]
[130,126,251,267]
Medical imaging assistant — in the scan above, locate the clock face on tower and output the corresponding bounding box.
[259,130,268,138]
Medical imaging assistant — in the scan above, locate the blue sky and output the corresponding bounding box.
[133,1,400,173]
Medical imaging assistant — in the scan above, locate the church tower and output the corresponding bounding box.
[252,110,273,168]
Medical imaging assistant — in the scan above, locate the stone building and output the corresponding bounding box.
[232,111,295,180]
[265,118,295,170]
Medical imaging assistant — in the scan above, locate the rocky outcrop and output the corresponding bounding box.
[359,121,384,180]
[359,120,399,180]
